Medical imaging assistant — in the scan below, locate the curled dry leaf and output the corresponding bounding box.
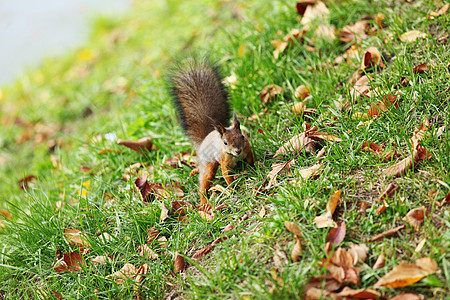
[91,255,112,265]
[1,209,11,219]
[106,263,137,284]
[173,252,185,273]
[160,203,169,222]
[135,173,184,203]
[334,287,380,299]
[65,228,90,248]
[198,210,214,221]
[259,206,266,218]
[260,84,283,104]
[294,85,311,100]
[137,244,158,259]
[54,252,86,273]
[326,221,346,247]
[413,63,430,74]
[405,207,427,231]
[362,47,385,70]
[192,244,215,260]
[306,130,342,142]
[349,75,372,102]
[284,221,302,237]
[368,225,406,242]
[373,252,385,270]
[314,24,336,41]
[296,0,317,16]
[348,244,369,265]
[368,95,398,118]
[373,13,385,28]
[297,163,324,181]
[18,175,37,190]
[266,158,295,189]
[314,190,341,228]
[117,137,153,155]
[274,132,316,158]
[300,1,330,29]
[171,200,194,215]
[374,257,438,288]
[337,20,369,43]
[399,31,426,43]
[428,3,449,19]
[383,144,430,177]
[146,226,159,243]
[389,293,421,300]
[291,239,302,262]
[292,102,306,114]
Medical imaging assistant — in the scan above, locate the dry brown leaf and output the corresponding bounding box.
[291,239,302,262]
[348,244,369,265]
[305,274,341,293]
[173,252,185,273]
[373,252,385,270]
[106,263,137,284]
[306,130,342,142]
[305,287,330,300]
[399,31,426,43]
[259,206,266,218]
[0,209,11,219]
[284,221,302,237]
[405,207,427,231]
[65,228,90,248]
[314,190,341,228]
[297,163,323,181]
[137,244,158,259]
[117,137,153,155]
[266,158,295,188]
[414,238,427,253]
[192,244,215,260]
[292,102,306,114]
[260,84,283,104]
[171,200,194,215]
[384,144,430,177]
[274,132,317,158]
[368,95,398,118]
[91,255,112,265]
[349,75,372,102]
[160,203,169,222]
[389,293,421,300]
[362,47,385,70]
[18,175,37,190]
[330,248,354,269]
[54,251,86,273]
[198,210,214,221]
[374,257,438,288]
[413,63,430,74]
[301,1,330,29]
[326,221,346,247]
[295,85,311,100]
[428,3,449,19]
[373,13,385,28]
[146,226,159,243]
[378,182,399,203]
[335,287,381,299]
[296,0,317,16]
[338,20,369,43]
[315,24,336,41]
[368,225,406,242]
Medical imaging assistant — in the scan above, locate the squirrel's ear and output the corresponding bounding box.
[214,123,226,137]
[232,111,241,131]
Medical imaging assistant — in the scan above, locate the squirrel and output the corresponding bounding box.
[168,58,254,205]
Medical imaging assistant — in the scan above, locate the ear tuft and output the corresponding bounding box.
[214,122,226,137]
[233,111,241,131]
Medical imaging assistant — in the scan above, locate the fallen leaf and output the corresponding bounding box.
[383,144,430,177]
[315,24,335,41]
[297,163,324,181]
[198,210,214,221]
[1,209,11,219]
[349,75,372,102]
[260,84,283,104]
[362,47,385,70]
[368,225,406,242]
[146,226,159,243]
[106,263,137,284]
[173,252,185,273]
[171,200,194,215]
[192,244,215,260]
[137,244,158,259]
[334,286,381,299]
[266,158,295,188]
[373,13,385,28]
[414,238,426,253]
[259,206,266,218]
[306,130,342,142]
[314,190,341,228]
[274,132,317,158]
[374,257,438,288]
[301,1,330,29]
[305,274,341,293]
[368,95,397,118]
[65,228,90,248]
[296,0,317,16]
[326,221,346,247]
[291,239,302,262]
[117,137,153,155]
[292,102,306,114]
[399,31,426,43]
[160,203,169,222]
[405,207,427,231]
[348,244,369,265]
[373,252,385,269]
[389,293,421,300]
[413,63,430,74]
[54,252,86,273]
[337,20,369,43]
[91,255,112,265]
[18,175,37,190]
[284,221,302,237]
[295,85,311,100]
[428,3,449,19]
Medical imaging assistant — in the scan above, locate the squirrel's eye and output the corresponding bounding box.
[223,140,228,145]
[241,135,245,140]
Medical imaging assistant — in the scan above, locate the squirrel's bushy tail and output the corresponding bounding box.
[167,57,230,146]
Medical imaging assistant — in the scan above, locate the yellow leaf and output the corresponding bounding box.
[238,43,246,57]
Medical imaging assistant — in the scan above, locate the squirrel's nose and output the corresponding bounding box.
[236,149,242,154]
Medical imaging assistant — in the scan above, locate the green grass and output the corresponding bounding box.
[0,0,449,299]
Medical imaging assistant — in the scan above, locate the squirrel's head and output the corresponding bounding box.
[214,112,246,157]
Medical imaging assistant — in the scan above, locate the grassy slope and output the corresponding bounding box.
[0,0,449,299]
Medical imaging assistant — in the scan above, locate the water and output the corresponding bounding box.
[0,0,130,86]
